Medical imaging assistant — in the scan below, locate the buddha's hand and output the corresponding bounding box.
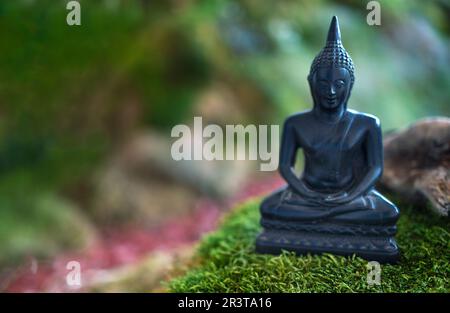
[324,192,349,204]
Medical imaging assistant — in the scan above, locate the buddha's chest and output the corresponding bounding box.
[295,122,365,163]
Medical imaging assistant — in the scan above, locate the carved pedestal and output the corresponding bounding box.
[256,217,400,264]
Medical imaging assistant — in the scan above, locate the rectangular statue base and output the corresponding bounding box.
[256,229,400,264]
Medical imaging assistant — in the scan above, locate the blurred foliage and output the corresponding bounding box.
[0,0,448,265]
[0,181,96,264]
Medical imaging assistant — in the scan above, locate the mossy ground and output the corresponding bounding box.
[168,198,449,292]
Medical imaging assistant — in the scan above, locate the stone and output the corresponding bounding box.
[381,117,450,217]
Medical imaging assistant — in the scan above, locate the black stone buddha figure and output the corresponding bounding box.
[256,16,400,263]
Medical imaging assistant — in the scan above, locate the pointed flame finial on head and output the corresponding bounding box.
[327,16,341,42]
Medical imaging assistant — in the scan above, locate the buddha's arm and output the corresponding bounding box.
[330,120,383,204]
[278,120,323,201]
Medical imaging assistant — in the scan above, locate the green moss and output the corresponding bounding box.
[168,198,449,292]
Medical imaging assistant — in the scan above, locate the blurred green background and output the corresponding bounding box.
[0,0,448,268]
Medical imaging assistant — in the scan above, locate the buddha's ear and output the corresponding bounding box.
[342,80,353,110]
[307,72,318,106]
[307,72,314,91]
[307,72,313,84]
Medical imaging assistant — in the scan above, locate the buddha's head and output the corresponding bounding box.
[308,16,355,111]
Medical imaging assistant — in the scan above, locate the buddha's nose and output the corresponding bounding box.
[329,86,336,96]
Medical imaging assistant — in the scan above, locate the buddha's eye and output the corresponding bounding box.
[335,80,345,89]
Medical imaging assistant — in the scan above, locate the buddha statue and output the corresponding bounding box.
[256,16,400,263]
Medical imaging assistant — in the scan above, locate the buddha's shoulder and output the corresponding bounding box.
[348,110,381,128]
[283,110,313,127]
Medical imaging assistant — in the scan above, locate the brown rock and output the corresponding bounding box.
[381,117,450,216]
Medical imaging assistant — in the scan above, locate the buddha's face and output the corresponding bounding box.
[311,67,351,110]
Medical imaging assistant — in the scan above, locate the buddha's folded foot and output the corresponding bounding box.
[261,187,399,226]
